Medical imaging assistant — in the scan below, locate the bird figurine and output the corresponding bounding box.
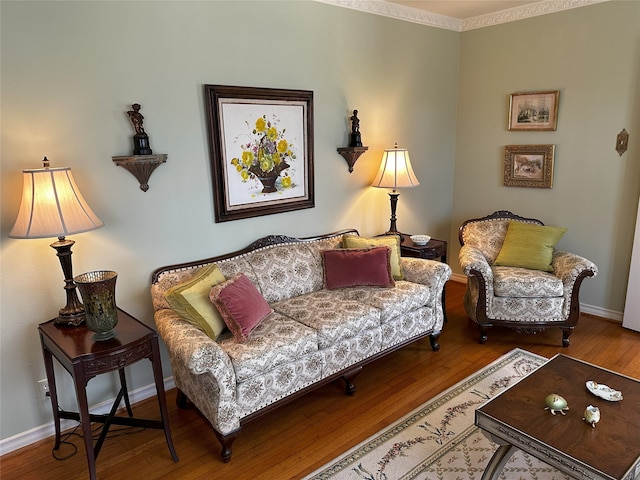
[544,394,569,415]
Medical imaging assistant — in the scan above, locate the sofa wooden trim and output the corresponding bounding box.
[152,230,360,284]
[152,229,448,462]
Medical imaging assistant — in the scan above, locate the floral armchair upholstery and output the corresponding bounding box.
[458,211,598,346]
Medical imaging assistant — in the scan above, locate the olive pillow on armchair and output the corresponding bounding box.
[494,221,567,272]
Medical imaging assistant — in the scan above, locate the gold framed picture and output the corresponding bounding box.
[504,144,555,188]
[508,91,559,131]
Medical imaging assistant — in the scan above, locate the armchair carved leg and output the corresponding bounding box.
[561,327,573,347]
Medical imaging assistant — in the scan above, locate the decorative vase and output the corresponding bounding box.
[257,174,278,193]
[74,270,119,341]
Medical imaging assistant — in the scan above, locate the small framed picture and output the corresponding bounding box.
[204,84,314,222]
[508,91,559,131]
[504,144,555,188]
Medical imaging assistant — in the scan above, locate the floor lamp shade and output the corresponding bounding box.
[9,159,104,325]
[371,144,419,237]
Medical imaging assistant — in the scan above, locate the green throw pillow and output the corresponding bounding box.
[164,264,227,339]
[494,221,567,272]
[342,234,403,280]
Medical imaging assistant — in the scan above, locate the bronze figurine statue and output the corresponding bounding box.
[127,103,152,155]
[349,109,363,147]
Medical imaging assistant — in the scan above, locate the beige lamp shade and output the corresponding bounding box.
[9,164,104,239]
[371,143,420,191]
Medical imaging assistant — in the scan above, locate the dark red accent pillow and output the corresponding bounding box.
[322,247,395,289]
[209,273,273,343]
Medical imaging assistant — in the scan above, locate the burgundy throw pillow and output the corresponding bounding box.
[322,247,395,289]
[209,273,273,343]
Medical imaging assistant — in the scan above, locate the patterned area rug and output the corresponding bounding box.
[304,348,571,480]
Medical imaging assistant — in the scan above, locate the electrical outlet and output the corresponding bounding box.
[37,379,50,402]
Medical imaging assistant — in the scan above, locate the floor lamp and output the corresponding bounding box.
[371,143,420,239]
[9,157,104,326]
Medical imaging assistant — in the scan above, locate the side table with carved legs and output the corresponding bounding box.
[38,308,178,480]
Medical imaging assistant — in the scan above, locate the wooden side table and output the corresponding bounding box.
[400,235,448,322]
[399,236,447,263]
[38,308,178,480]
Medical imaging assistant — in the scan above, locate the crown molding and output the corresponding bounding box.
[460,0,609,31]
[314,0,462,31]
[314,0,609,32]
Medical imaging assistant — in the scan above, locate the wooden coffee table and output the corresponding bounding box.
[475,354,640,480]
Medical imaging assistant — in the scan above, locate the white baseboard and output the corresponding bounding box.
[448,275,622,322]
[0,376,175,456]
[582,304,622,322]
[449,273,467,283]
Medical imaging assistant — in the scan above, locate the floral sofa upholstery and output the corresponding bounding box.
[458,211,598,346]
[151,229,451,462]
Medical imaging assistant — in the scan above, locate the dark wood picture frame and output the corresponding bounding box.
[504,144,555,188]
[204,85,314,222]
[508,90,559,131]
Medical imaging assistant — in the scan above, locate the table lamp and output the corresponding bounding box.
[371,143,419,239]
[9,157,104,326]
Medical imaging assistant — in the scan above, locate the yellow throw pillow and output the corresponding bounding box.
[342,234,403,280]
[164,264,227,339]
[494,221,567,272]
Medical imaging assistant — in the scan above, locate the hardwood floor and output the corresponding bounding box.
[2,281,639,480]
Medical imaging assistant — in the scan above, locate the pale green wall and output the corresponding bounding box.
[0,2,458,442]
[1,0,638,448]
[452,1,640,312]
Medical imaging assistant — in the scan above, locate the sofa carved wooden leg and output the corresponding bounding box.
[429,333,441,351]
[478,326,488,344]
[342,367,362,396]
[214,429,239,463]
[176,388,189,409]
[561,327,573,347]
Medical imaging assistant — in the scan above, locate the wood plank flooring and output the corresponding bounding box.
[2,281,639,479]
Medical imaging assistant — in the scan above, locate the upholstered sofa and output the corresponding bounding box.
[151,229,451,461]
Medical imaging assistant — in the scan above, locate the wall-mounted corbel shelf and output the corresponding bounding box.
[337,146,368,173]
[112,154,167,192]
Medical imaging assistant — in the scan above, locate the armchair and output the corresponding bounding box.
[458,211,598,347]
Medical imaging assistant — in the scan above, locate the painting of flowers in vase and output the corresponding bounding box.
[230,113,297,195]
[205,85,314,222]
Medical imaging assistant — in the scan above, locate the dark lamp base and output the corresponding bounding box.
[50,236,86,327]
[55,311,85,327]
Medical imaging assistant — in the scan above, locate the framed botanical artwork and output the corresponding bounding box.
[204,85,314,222]
[504,144,555,188]
[508,90,559,131]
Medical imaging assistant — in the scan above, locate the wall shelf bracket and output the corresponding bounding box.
[337,146,368,173]
[112,154,167,192]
